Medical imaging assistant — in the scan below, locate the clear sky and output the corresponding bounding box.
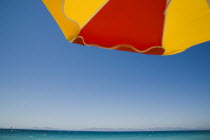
[0,0,210,130]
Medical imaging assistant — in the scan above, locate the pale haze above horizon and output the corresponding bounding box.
[0,0,210,131]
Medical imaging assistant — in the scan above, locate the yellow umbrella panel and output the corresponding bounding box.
[163,0,210,55]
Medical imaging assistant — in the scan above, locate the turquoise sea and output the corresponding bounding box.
[0,129,210,140]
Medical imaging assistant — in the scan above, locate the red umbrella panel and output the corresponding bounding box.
[73,0,166,55]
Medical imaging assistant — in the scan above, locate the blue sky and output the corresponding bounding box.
[0,0,210,130]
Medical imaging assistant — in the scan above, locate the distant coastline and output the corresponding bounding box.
[1,129,210,140]
[0,128,210,132]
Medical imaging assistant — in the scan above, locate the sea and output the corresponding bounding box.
[0,129,210,140]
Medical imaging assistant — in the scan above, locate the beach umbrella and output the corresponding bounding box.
[42,0,210,55]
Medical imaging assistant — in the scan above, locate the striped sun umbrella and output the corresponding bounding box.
[42,0,210,55]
